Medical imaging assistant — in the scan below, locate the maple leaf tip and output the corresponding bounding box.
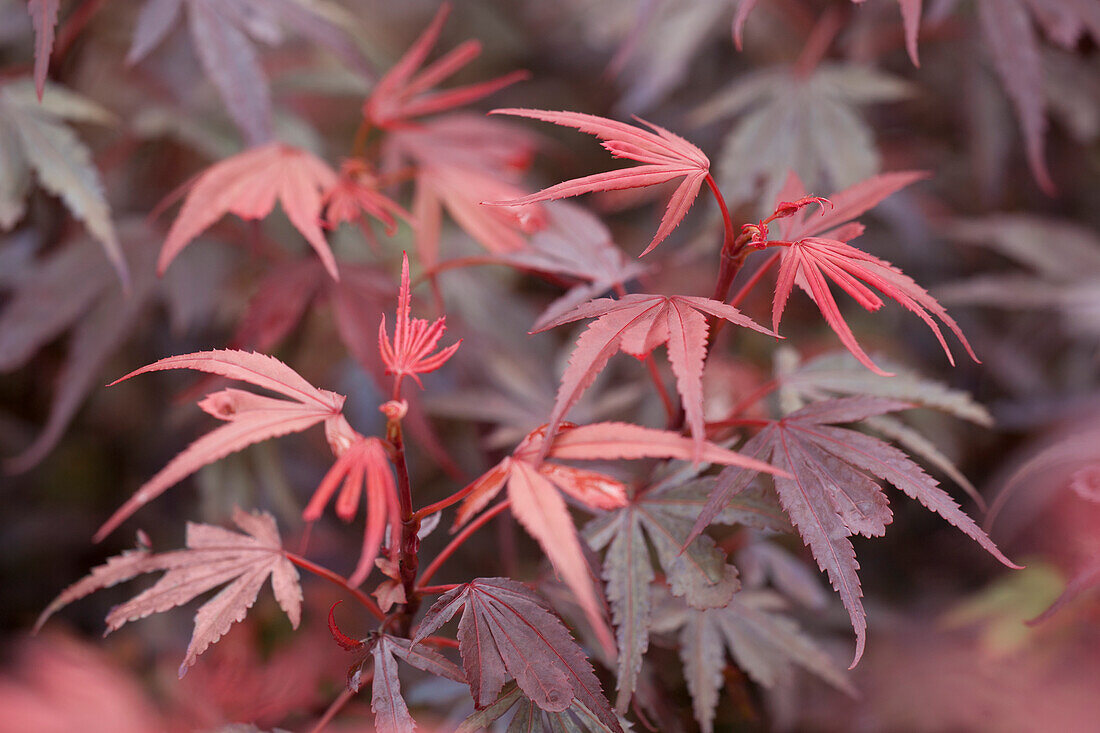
[848,636,866,671]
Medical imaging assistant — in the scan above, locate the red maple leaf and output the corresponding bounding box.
[486,109,711,255]
[534,294,775,457]
[158,143,340,280]
[363,2,527,129]
[759,171,976,376]
[413,578,622,731]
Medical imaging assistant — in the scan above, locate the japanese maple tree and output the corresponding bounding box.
[9,1,1097,732]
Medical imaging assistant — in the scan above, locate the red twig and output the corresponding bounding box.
[308,686,359,733]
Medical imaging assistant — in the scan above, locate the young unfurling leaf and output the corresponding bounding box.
[37,509,302,678]
[378,252,461,393]
[95,350,346,542]
[304,435,401,587]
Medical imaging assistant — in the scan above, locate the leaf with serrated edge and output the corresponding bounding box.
[686,397,1016,667]
[158,143,339,279]
[535,293,774,457]
[371,637,417,733]
[488,109,709,256]
[414,579,622,731]
[598,510,652,712]
[38,509,300,677]
[2,101,128,289]
[96,350,344,541]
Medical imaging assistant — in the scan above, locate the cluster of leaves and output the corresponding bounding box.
[6,1,1100,732]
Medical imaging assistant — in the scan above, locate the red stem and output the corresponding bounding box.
[705,416,771,432]
[707,173,735,255]
[285,552,385,620]
[417,500,511,588]
[352,119,373,158]
[386,415,422,631]
[418,584,461,595]
[54,0,108,60]
[308,686,359,733]
[707,173,756,305]
[725,378,780,421]
[412,480,480,522]
[645,352,678,425]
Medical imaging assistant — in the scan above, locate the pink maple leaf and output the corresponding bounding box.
[39,508,302,678]
[760,171,976,376]
[486,109,711,256]
[363,2,527,129]
[94,350,346,542]
[380,113,545,271]
[378,253,461,396]
[534,294,775,458]
[303,435,401,587]
[158,143,340,280]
